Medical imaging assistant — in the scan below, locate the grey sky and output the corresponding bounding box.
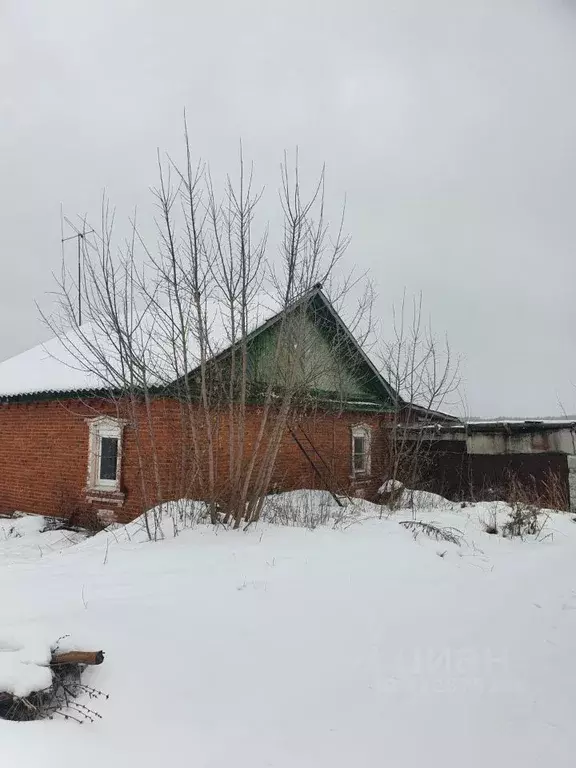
[1,0,575,416]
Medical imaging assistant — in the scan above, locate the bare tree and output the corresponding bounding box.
[378,291,461,503]
[45,128,362,536]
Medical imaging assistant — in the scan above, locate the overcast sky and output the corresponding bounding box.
[1,0,575,416]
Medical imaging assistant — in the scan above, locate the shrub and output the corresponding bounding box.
[502,503,544,540]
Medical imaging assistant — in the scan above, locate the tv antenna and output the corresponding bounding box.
[61,217,94,325]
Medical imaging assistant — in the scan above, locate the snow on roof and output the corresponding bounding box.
[466,419,576,426]
[0,329,107,398]
[0,293,290,399]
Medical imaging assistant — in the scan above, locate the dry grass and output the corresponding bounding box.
[399,519,463,546]
[260,491,358,530]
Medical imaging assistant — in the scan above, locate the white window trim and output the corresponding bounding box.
[351,423,372,477]
[86,416,126,493]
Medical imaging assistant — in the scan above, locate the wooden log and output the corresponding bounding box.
[51,650,104,666]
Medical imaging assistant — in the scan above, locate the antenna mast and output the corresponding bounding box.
[61,218,94,325]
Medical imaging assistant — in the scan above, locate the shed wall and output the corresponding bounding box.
[421,441,569,509]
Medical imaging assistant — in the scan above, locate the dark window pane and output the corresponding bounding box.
[353,435,366,472]
[100,437,118,481]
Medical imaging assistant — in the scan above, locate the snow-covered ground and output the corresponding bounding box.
[1,493,576,766]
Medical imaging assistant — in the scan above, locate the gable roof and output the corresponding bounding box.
[0,286,398,408]
[305,287,398,405]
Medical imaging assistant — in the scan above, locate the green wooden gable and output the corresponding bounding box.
[234,288,397,412]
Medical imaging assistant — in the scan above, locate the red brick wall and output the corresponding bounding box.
[0,397,390,523]
[0,399,94,519]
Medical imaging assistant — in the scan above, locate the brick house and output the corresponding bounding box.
[0,287,400,523]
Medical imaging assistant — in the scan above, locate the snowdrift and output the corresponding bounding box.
[1,492,575,766]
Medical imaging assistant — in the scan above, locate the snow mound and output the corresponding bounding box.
[88,489,564,551]
[0,634,52,698]
[87,491,381,545]
[0,514,86,562]
[397,487,459,510]
[378,478,404,494]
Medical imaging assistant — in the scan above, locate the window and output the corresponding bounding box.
[87,417,125,492]
[351,424,371,476]
[99,437,119,482]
